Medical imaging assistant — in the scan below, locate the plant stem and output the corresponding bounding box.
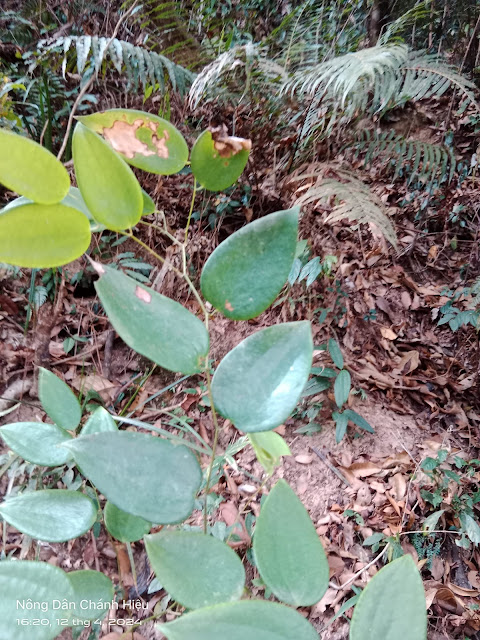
[184,179,197,243]
[202,366,220,533]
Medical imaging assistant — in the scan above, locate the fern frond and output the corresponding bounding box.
[289,164,398,247]
[188,43,287,108]
[35,36,195,96]
[347,129,456,188]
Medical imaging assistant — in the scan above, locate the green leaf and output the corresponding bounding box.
[66,570,114,622]
[38,367,81,430]
[211,322,313,433]
[145,531,245,609]
[344,410,374,434]
[158,600,319,640]
[78,109,189,175]
[94,265,209,374]
[104,501,151,542]
[142,188,155,214]
[333,411,349,442]
[0,202,91,268]
[62,431,202,523]
[422,510,444,534]
[73,122,143,231]
[80,407,118,435]
[460,512,480,544]
[328,338,344,369]
[190,129,250,191]
[201,208,298,320]
[363,532,386,546]
[349,555,427,640]
[334,369,351,408]
[0,422,73,466]
[249,432,291,475]
[0,128,70,204]
[0,560,76,640]
[0,490,97,542]
[253,479,329,607]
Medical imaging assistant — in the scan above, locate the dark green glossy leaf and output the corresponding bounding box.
[333,411,349,442]
[0,128,70,204]
[0,490,97,542]
[145,531,245,609]
[66,570,114,622]
[104,501,151,542]
[253,479,329,606]
[78,109,188,175]
[80,407,118,435]
[158,600,319,640]
[62,431,202,523]
[0,422,73,466]
[334,369,351,408]
[190,128,250,191]
[349,555,427,640]
[0,203,91,268]
[201,208,298,320]
[328,338,344,369]
[211,322,312,432]
[0,560,76,640]
[94,264,209,374]
[38,367,81,430]
[344,409,374,434]
[73,122,143,231]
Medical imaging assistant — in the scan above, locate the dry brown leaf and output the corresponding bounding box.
[295,454,313,464]
[71,374,118,402]
[380,326,397,340]
[390,472,407,500]
[392,350,420,375]
[348,462,382,478]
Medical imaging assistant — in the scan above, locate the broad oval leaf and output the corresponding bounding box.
[253,479,329,606]
[66,570,114,622]
[0,422,73,466]
[145,531,245,609]
[80,407,118,435]
[0,203,91,268]
[0,490,97,542]
[62,431,202,523]
[211,322,313,432]
[201,208,298,320]
[349,555,427,640]
[38,367,81,430]
[0,128,70,204]
[73,122,143,231]
[191,128,250,191]
[158,600,319,640]
[94,265,209,374]
[334,369,351,408]
[78,109,189,175]
[249,432,291,476]
[0,560,76,640]
[104,501,151,542]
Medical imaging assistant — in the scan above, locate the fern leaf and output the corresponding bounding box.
[289,164,398,247]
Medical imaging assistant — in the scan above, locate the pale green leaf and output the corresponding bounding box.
[191,129,250,191]
[0,490,97,542]
[145,531,245,609]
[0,128,70,204]
[62,431,202,523]
[159,600,318,640]
[349,555,427,640]
[211,322,313,432]
[38,367,81,430]
[66,570,114,622]
[80,407,118,435]
[0,422,73,466]
[94,265,209,374]
[253,479,329,606]
[0,203,91,268]
[249,432,291,475]
[201,208,299,320]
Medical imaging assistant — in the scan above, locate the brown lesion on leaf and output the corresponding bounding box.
[103,118,170,159]
[210,124,252,159]
[135,286,151,303]
[225,301,234,311]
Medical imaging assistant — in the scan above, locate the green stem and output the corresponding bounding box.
[184,179,197,243]
[202,366,220,534]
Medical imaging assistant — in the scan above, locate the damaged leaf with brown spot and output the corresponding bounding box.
[78,109,189,175]
[191,125,251,191]
[94,265,209,374]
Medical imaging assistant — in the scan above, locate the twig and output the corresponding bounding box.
[329,544,389,590]
[310,445,351,487]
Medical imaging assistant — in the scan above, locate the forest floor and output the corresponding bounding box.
[1,101,480,640]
